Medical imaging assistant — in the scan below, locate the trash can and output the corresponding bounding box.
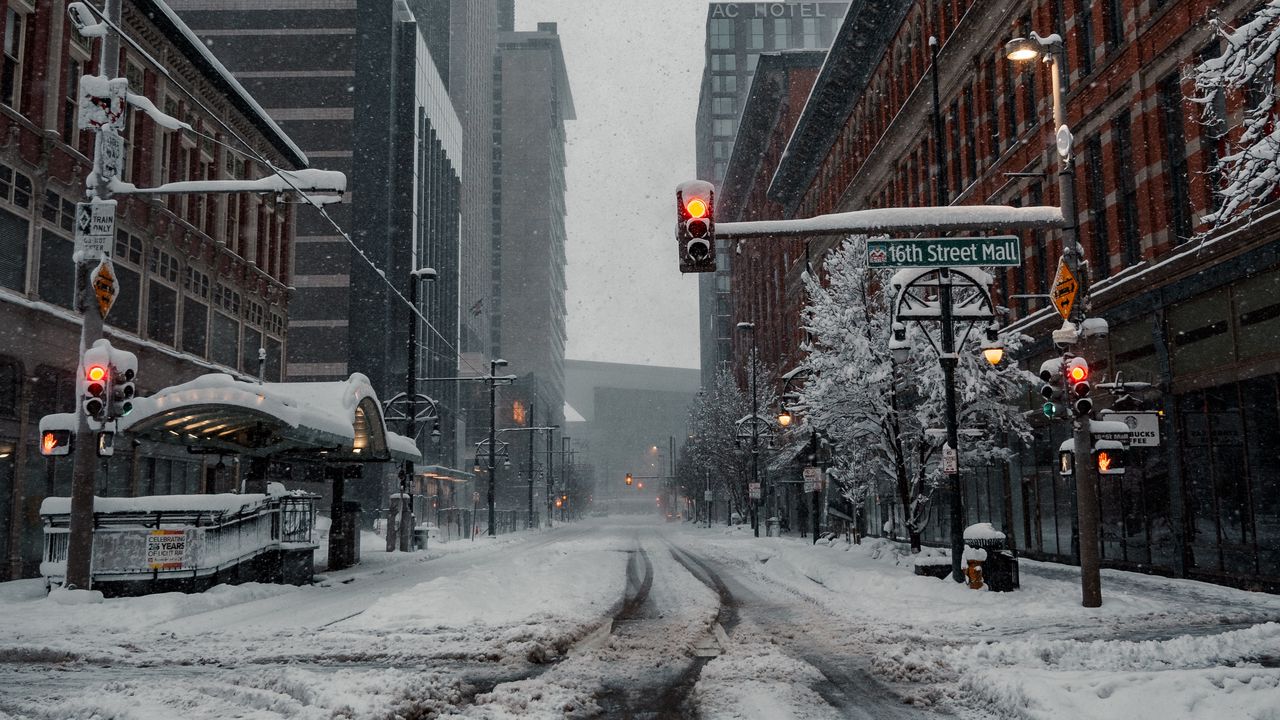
[963,522,1018,592]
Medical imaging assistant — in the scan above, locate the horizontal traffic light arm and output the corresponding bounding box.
[715,205,1064,240]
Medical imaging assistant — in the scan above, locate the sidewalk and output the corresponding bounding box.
[678,525,1280,720]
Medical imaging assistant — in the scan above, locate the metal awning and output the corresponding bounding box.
[119,373,420,463]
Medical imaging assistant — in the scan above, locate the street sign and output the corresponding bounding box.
[941,443,958,475]
[78,75,128,132]
[1114,411,1160,447]
[92,258,118,319]
[866,236,1021,268]
[802,466,823,493]
[1052,258,1079,319]
[74,200,115,261]
[748,482,761,500]
[704,490,713,502]
[96,129,125,180]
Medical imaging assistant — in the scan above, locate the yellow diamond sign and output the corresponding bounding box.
[92,259,118,319]
[1051,258,1078,319]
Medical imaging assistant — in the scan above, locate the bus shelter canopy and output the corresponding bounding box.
[118,372,419,462]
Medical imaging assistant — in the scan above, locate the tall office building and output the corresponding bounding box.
[173,0,465,483]
[694,2,848,385]
[493,22,574,429]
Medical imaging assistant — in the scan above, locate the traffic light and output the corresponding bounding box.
[625,473,633,486]
[676,180,716,273]
[1066,357,1092,416]
[1094,442,1127,475]
[40,429,72,456]
[81,341,112,420]
[1038,359,1063,418]
[108,345,137,418]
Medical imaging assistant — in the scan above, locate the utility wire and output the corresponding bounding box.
[80,5,486,378]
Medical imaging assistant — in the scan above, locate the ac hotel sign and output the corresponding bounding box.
[710,3,833,18]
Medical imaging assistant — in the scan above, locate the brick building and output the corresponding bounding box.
[725,0,1280,589]
[0,0,306,580]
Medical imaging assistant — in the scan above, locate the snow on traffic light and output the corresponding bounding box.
[676,180,716,273]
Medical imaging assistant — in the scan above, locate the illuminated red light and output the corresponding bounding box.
[41,432,59,454]
[1068,366,1087,382]
[685,198,708,218]
[87,365,107,382]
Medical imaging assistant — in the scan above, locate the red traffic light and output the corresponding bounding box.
[625,473,633,486]
[40,430,71,456]
[685,197,708,219]
[86,365,107,382]
[1066,358,1088,383]
[1097,451,1113,472]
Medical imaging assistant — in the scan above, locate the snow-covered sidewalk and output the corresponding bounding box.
[679,525,1280,720]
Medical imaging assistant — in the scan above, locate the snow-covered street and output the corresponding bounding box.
[2,516,1279,719]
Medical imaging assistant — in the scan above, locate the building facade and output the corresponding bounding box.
[726,0,1280,590]
[0,0,306,579]
[175,1,467,505]
[694,1,849,387]
[492,22,574,431]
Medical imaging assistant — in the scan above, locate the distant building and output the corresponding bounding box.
[492,23,574,430]
[563,360,701,501]
[694,1,849,388]
[0,0,305,579]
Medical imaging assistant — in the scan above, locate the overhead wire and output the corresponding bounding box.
[81,4,487,378]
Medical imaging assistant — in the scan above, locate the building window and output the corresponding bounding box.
[772,18,790,48]
[114,229,143,266]
[749,18,764,49]
[183,266,210,300]
[710,18,735,50]
[710,53,736,72]
[62,57,82,146]
[1085,135,1111,279]
[1158,74,1193,245]
[2,7,25,110]
[147,279,177,346]
[148,247,180,285]
[712,118,734,137]
[1103,0,1124,51]
[1112,111,1142,266]
[801,18,819,48]
[0,205,26,291]
[713,140,732,160]
[37,230,74,309]
[963,83,977,182]
[985,61,1000,160]
[182,298,207,357]
[0,163,31,209]
[711,75,737,93]
[210,311,239,369]
[712,97,734,116]
[214,282,240,316]
[1077,2,1095,76]
[42,191,75,234]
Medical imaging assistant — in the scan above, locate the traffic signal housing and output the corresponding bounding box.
[40,429,72,456]
[81,341,112,420]
[1094,441,1127,475]
[625,473,633,486]
[109,345,137,418]
[676,180,716,273]
[1066,357,1092,416]
[1038,358,1063,418]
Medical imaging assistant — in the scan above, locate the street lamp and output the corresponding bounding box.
[737,321,769,537]
[487,358,508,537]
[981,326,1006,367]
[1006,30,1103,609]
[396,267,437,552]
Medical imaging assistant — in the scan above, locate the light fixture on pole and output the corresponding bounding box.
[736,321,766,537]
[980,326,1006,367]
[1006,28,1103,609]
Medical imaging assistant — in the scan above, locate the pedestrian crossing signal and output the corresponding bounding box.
[40,430,72,456]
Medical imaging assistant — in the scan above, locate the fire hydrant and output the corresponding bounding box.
[963,546,987,589]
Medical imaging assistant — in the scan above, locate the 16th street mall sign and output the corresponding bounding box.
[867,236,1022,268]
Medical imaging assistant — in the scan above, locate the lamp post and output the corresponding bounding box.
[497,423,559,529]
[736,321,766,537]
[1006,31,1103,608]
[487,358,508,537]
[396,267,438,552]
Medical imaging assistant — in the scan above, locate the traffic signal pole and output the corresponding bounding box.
[65,0,121,590]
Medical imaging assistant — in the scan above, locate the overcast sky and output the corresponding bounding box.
[515,1,706,370]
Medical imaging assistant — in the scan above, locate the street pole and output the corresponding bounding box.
[930,36,966,583]
[1049,41,1100,609]
[546,427,554,528]
[396,278,417,550]
[527,403,535,529]
[487,359,498,537]
[66,0,121,590]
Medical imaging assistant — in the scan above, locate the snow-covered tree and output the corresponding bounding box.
[797,236,1033,550]
[1192,2,1280,226]
[678,359,776,524]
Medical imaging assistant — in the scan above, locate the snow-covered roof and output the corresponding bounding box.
[138,0,308,168]
[121,372,419,462]
[41,492,274,517]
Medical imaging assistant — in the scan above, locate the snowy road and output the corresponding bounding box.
[3,517,1279,719]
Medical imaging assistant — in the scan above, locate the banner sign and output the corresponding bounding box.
[146,530,186,570]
